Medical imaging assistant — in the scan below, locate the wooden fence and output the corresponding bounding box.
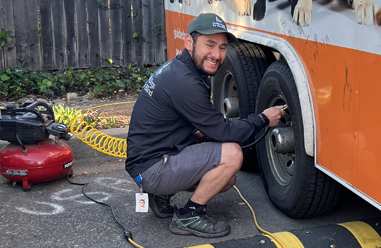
[0,0,167,71]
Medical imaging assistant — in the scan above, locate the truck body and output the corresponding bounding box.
[164,0,381,217]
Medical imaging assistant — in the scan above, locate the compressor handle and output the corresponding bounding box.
[23,101,55,121]
[10,107,46,123]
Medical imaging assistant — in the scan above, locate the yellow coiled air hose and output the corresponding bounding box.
[69,102,135,158]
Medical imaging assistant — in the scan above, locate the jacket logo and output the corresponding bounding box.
[143,77,155,97]
[143,61,172,97]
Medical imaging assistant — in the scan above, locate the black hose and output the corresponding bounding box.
[66,176,133,241]
[240,127,271,149]
[16,133,27,152]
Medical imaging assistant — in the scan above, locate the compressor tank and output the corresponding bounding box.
[0,138,74,191]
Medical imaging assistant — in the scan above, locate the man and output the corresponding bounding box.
[126,13,284,238]
[139,199,145,208]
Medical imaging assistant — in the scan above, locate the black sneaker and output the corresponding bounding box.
[148,194,175,218]
[169,208,230,238]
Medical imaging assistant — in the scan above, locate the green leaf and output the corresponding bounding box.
[132,73,139,79]
[116,79,125,88]
[1,74,10,81]
[42,79,52,87]
[124,79,131,86]
[78,73,87,80]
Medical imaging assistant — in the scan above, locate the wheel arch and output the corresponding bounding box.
[229,25,315,157]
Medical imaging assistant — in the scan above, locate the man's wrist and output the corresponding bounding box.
[258,113,269,128]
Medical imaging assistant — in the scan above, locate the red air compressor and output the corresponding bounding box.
[0,102,74,191]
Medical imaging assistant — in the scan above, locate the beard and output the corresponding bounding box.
[191,45,222,77]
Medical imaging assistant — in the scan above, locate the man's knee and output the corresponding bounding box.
[220,175,237,193]
[221,142,243,170]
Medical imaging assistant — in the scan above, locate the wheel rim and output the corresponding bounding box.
[265,96,295,186]
[220,69,238,119]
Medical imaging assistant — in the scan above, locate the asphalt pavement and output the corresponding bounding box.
[2,128,381,248]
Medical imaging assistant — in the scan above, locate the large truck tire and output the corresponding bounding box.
[212,41,274,170]
[255,60,341,218]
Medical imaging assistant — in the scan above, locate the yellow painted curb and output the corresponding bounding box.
[339,221,381,248]
[265,231,304,248]
[188,245,214,248]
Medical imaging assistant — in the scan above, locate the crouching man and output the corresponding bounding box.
[125,13,284,238]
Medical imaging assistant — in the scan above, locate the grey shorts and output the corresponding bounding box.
[140,142,222,195]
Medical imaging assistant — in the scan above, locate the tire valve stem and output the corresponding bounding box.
[281,104,288,111]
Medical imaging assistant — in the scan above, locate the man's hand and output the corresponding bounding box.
[194,130,205,143]
[262,106,286,127]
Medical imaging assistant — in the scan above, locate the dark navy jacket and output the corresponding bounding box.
[125,48,263,177]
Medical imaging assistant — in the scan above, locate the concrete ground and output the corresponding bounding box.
[1,128,381,248]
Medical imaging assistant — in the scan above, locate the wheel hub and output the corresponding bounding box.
[271,127,295,153]
[223,97,239,118]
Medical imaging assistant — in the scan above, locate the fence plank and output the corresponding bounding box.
[110,0,123,65]
[99,0,112,67]
[51,1,64,70]
[25,0,41,71]
[75,0,89,68]
[132,0,143,64]
[153,0,166,64]
[0,1,3,70]
[86,0,100,67]
[142,0,152,65]
[63,0,77,68]
[40,0,54,70]
[13,0,30,68]
[121,0,133,64]
[0,0,17,70]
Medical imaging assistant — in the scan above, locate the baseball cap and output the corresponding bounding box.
[187,13,237,43]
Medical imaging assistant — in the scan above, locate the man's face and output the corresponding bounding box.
[189,33,228,76]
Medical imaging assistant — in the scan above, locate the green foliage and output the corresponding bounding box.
[153,21,163,36]
[103,116,117,129]
[133,32,138,38]
[0,64,155,100]
[52,104,118,130]
[0,28,12,49]
[52,104,121,129]
[97,0,105,8]
[89,112,121,129]
[36,26,42,37]
[53,104,83,127]
[0,67,58,98]
[83,110,103,127]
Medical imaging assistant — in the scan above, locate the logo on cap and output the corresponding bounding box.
[212,17,226,30]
